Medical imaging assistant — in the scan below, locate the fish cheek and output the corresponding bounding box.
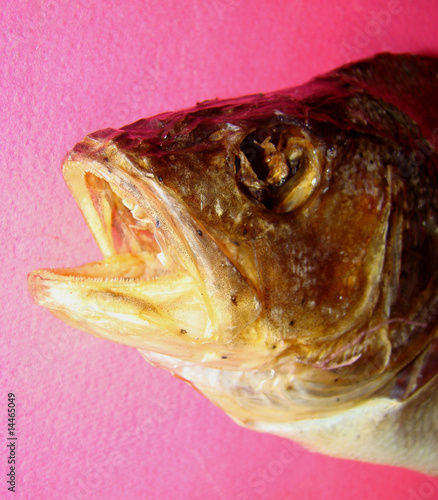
[273,152,391,345]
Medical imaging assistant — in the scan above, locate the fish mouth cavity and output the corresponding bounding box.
[62,158,194,283]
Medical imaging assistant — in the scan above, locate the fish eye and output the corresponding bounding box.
[235,127,322,212]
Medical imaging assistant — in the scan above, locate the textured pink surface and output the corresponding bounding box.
[2,1,438,499]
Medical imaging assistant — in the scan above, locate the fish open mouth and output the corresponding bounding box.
[28,155,216,355]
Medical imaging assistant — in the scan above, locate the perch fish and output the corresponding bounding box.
[28,53,438,475]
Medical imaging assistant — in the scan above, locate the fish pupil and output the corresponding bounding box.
[239,130,273,181]
[234,155,241,174]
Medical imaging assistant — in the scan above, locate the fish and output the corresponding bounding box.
[28,53,438,475]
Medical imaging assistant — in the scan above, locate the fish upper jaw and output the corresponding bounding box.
[28,142,264,369]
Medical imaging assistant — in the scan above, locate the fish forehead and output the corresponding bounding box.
[101,53,438,153]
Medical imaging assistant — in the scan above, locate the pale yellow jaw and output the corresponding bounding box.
[28,254,210,352]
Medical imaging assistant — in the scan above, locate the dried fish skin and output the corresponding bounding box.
[28,54,438,474]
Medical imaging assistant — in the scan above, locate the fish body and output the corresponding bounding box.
[28,54,438,475]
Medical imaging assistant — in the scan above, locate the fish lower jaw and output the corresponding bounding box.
[27,252,213,351]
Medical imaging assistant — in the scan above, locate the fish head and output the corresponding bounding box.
[28,92,404,377]
[27,54,438,475]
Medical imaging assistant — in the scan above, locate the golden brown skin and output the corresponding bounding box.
[28,54,438,475]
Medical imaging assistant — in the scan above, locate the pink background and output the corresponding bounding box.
[2,1,438,499]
